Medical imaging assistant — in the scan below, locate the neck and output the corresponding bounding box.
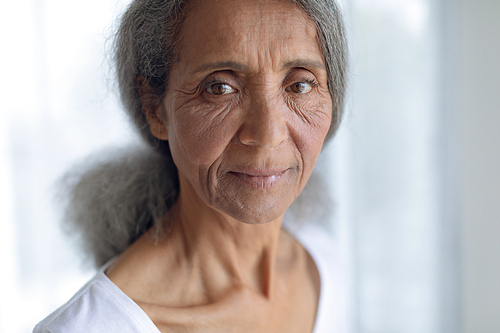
[163,178,285,300]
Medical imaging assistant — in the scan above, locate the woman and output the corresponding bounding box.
[35,0,347,331]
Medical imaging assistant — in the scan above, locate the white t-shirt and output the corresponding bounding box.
[34,223,347,333]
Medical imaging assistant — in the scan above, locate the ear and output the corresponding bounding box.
[136,76,169,141]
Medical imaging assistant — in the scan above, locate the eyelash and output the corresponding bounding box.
[291,77,319,88]
[203,77,222,90]
[200,75,319,94]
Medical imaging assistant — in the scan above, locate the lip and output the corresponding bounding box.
[228,169,288,189]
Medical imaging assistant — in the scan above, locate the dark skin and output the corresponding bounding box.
[106,0,332,331]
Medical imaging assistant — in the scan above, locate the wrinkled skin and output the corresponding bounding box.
[107,0,332,331]
[153,0,332,224]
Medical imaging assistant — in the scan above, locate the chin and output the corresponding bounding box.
[209,166,302,224]
[215,192,292,225]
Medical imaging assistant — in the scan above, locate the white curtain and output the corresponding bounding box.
[0,0,458,332]
[327,0,459,332]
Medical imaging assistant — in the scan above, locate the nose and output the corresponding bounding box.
[237,94,288,148]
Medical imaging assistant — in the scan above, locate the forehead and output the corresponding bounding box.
[177,0,323,72]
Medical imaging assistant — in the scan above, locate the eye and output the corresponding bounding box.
[286,81,313,94]
[206,82,236,95]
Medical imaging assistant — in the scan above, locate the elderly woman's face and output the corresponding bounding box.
[158,0,332,223]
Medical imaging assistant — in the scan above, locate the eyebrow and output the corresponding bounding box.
[192,58,326,75]
[283,59,326,70]
[193,61,248,74]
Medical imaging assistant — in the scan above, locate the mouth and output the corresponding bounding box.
[228,169,288,189]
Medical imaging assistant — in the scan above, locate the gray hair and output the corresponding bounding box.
[66,0,347,267]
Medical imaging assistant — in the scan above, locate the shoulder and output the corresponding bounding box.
[283,221,350,333]
[283,222,340,302]
[34,268,160,333]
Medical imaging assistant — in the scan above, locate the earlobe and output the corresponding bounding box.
[136,76,169,141]
[144,108,169,141]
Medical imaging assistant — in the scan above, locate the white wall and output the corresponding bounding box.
[459,0,500,332]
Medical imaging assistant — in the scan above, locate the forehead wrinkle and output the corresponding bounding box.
[177,0,324,78]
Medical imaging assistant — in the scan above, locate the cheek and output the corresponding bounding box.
[286,97,332,193]
[288,96,332,158]
[167,101,240,181]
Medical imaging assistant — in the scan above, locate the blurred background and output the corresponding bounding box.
[0,0,498,332]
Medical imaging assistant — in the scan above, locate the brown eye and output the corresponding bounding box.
[286,81,313,94]
[206,82,235,95]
